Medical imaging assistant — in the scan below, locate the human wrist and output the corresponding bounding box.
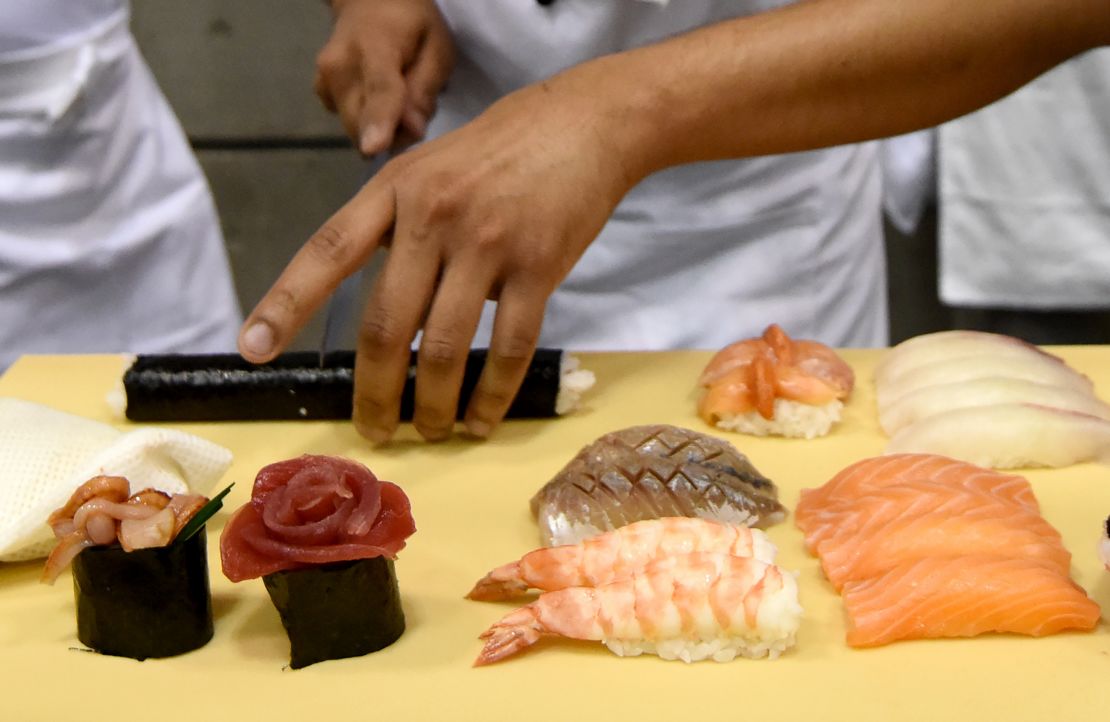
[554,53,681,188]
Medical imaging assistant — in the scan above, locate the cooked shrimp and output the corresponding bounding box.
[474,552,802,665]
[466,517,777,601]
[698,324,853,424]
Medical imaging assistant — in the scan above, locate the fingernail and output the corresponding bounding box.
[241,323,275,358]
[417,425,451,443]
[360,125,385,155]
[465,419,491,439]
[365,426,393,445]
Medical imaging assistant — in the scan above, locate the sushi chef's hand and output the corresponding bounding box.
[239,68,645,443]
[315,0,454,155]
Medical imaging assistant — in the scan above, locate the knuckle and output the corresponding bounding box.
[315,46,345,78]
[358,312,407,357]
[267,285,302,321]
[362,68,404,99]
[420,335,466,370]
[420,175,465,222]
[493,333,538,367]
[305,223,354,268]
[472,216,510,253]
[354,393,389,421]
[475,383,515,410]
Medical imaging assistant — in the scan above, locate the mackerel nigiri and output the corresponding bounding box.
[530,425,784,547]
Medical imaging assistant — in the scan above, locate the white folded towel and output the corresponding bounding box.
[0,397,232,562]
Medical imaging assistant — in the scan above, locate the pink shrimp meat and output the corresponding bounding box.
[474,552,802,666]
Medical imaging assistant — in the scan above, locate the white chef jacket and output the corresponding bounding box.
[0,1,241,371]
[430,0,887,349]
[938,49,1110,309]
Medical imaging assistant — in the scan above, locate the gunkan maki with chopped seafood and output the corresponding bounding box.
[41,476,229,660]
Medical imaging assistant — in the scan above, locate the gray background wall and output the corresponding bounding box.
[130,1,948,349]
[132,0,368,351]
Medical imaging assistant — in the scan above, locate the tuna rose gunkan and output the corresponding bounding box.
[221,454,416,668]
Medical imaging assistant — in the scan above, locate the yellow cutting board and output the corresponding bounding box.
[1,350,1109,722]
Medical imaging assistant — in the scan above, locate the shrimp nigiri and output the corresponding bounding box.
[466,517,776,601]
[474,552,802,665]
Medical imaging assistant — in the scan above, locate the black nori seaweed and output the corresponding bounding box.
[123,348,564,422]
[71,528,213,660]
[262,556,405,669]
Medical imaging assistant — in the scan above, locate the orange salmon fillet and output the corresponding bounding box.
[817,508,1070,591]
[796,454,1037,532]
[843,555,1101,647]
[802,479,1049,553]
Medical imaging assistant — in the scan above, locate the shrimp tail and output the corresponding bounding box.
[466,562,530,601]
[474,607,548,666]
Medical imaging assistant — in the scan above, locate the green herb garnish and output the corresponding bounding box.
[176,483,234,543]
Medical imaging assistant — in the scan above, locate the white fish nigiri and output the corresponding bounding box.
[884,403,1110,469]
[879,377,1110,436]
[875,330,1062,388]
[876,353,1093,411]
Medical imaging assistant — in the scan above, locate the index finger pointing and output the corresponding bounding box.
[239,182,396,363]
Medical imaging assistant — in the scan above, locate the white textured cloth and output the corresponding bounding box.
[0,398,233,563]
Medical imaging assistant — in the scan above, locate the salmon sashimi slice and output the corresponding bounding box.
[843,555,1101,647]
[817,509,1071,592]
[795,454,1037,531]
[801,479,1044,553]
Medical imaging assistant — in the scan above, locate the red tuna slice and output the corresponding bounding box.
[220,455,415,582]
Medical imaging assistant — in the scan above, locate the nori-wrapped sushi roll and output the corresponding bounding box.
[72,529,213,660]
[41,477,231,660]
[221,455,417,668]
[263,557,405,669]
[122,348,593,422]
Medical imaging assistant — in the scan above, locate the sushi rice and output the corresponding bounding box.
[604,570,802,663]
[555,354,596,415]
[713,398,843,440]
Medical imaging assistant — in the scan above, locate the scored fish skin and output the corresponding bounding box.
[530,425,785,547]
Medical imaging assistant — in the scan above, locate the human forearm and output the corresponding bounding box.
[555,0,1110,181]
